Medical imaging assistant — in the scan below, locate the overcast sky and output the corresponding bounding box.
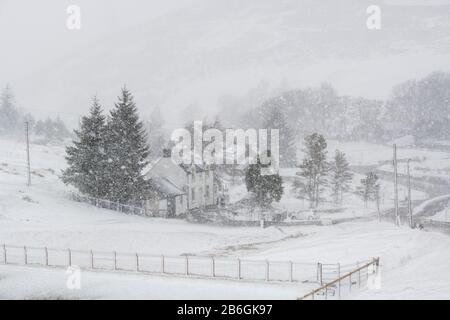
[1,0,450,127]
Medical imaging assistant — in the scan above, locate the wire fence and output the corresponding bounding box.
[70,193,158,217]
[416,218,450,230]
[299,257,380,300]
[0,244,361,284]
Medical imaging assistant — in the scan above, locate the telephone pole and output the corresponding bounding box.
[393,144,400,226]
[407,159,413,228]
[25,121,31,186]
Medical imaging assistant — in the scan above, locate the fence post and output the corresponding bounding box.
[211,257,215,277]
[185,256,189,276]
[3,244,6,264]
[44,247,48,266]
[317,263,323,285]
[349,272,352,292]
[237,258,241,280]
[161,255,165,273]
[136,253,139,272]
[265,260,270,282]
[68,249,72,267]
[337,263,341,299]
[289,261,293,282]
[358,261,361,288]
[113,251,117,270]
[90,250,94,269]
[24,246,27,265]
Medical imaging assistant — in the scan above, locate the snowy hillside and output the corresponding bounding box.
[1,137,450,299]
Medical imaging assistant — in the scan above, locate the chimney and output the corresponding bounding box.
[163,148,171,158]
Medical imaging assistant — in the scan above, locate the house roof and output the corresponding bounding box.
[149,176,185,198]
[144,157,188,188]
[179,163,208,173]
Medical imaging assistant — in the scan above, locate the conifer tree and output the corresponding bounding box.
[294,133,328,208]
[104,87,150,203]
[245,155,283,206]
[0,85,20,136]
[62,96,108,198]
[357,172,380,208]
[330,150,353,205]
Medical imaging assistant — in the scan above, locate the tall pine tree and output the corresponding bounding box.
[330,150,353,205]
[357,172,380,209]
[104,87,150,204]
[294,133,328,208]
[62,96,108,198]
[0,85,20,136]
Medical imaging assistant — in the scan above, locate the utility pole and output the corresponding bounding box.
[393,144,400,226]
[25,121,31,186]
[407,159,413,228]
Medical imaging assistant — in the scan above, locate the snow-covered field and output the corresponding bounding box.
[327,140,450,168]
[0,264,303,300]
[1,137,450,299]
[431,209,450,222]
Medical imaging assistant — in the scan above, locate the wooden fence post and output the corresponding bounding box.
[90,250,94,269]
[113,251,117,270]
[337,263,341,299]
[161,255,165,273]
[237,258,241,280]
[3,244,6,264]
[136,253,139,271]
[358,261,361,288]
[68,249,72,266]
[185,256,189,276]
[349,272,352,292]
[317,263,323,285]
[289,261,293,282]
[24,246,27,265]
[265,260,270,281]
[44,247,48,266]
[211,257,215,277]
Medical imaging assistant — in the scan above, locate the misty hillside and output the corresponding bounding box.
[6,0,450,127]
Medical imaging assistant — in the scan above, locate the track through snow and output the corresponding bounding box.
[1,138,450,299]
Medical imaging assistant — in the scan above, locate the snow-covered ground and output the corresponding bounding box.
[2,221,450,300]
[0,265,304,300]
[326,140,450,168]
[430,208,450,222]
[1,137,450,299]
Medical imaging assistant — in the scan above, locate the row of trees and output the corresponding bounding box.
[62,88,150,204]
[294,133,380,209]
[0,85,71,143]
[0,85,33,137]
[33,117,72,143]
[231,71,450,150]
[294,133,353,208]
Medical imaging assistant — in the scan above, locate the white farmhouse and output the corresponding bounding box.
[143,150,226,217]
